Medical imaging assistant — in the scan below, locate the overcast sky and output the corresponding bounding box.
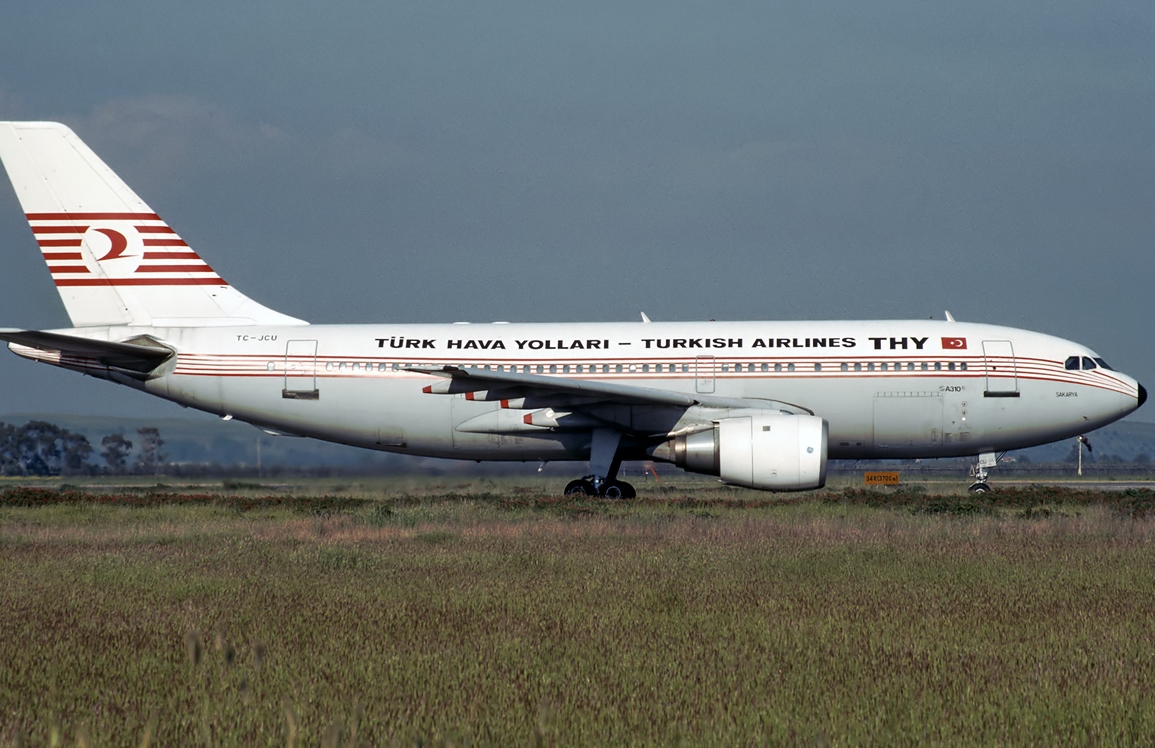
[1,1,1153,421]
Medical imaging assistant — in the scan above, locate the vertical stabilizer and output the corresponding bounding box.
[0,121,306,327]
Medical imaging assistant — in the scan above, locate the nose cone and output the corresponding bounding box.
[1140,383,1148,409]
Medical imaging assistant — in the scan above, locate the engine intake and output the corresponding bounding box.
[656,413,828,491]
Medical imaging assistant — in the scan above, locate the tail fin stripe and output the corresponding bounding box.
[43,252,83,260]
[135,264,215,273]
[26,212,161,221]
[142,251,200,260]
[141,238,189,247]
[30,225,84,234]
[37,239,83,247]
[54,277,227,287]
[47,265,91,273]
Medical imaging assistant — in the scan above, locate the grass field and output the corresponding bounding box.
[1,479,1154,746]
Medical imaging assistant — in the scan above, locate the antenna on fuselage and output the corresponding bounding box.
[944,310,956,322]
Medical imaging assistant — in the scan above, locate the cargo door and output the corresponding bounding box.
[873,392,943,448]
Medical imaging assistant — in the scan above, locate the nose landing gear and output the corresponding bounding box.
[968,451,1001,493]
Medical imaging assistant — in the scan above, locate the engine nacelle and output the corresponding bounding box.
[655,413,828,491]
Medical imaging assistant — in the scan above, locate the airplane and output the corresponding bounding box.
[0,121,1145,496]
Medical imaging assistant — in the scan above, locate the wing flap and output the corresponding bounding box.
[406,364,812,414]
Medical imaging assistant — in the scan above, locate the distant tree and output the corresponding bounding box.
[15,421,66,476]
[0,421,94,476]
[135,427,166,474]
[1134,453,1151,465]
[101,433,133,474]
[0,422,18,475]
[60,432,94,476]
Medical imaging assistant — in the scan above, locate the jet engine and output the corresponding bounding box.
[654,413,828,491]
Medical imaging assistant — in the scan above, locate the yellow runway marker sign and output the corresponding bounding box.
[864,471,901,486]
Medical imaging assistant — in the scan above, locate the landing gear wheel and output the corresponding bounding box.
[564,479,598,497]
[599,480,636,499]
[968,482,991,494]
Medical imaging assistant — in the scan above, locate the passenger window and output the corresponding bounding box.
[948,362,956,371]
[1064,356,1080,371]
[267,362,275,371]
[867,363,875,372]
[681,364,688,373]
[840,363,848,372]
[537,365,544,374]
[562,364,570,373]
[814,363,822,372]
[642,364,649,373]
[920,362,928,371]
[880,362,887,372]
[854,363,862,372]
[934,362,942,371]
[761,363,769,372]
[775,363,783,372]
[907,363,915,371]
[550,364,557,373]
[1082,357,1096,370]
[616,364,623,373]
[787,363,795,372]
[960,362,967,371]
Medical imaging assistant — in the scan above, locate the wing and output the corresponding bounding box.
[406,364,812,435]
[0,329,173,377]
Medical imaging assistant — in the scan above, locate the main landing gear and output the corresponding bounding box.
[564,477,637,499]
[968,451,1001,493]
[563,428,637,499]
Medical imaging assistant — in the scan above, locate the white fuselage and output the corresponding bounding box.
[28,318,1140,464]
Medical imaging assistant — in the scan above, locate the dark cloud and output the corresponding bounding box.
[0,1,1153,417]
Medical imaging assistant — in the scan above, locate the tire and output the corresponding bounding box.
[968,482,991,494]
[600,480,637,499]
[564,479,597,496]
[601,482,624,499]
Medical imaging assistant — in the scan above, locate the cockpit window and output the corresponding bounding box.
[1082,357,1097,370]
[1094,357,1113,371]
[1064,356,1080,371]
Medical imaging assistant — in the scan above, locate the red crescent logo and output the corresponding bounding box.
[94,228,129,261]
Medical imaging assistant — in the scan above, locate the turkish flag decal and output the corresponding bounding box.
[941,337,967,350]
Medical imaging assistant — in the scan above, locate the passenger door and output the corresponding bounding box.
[982,340,1018,397]
[282,339,319,400]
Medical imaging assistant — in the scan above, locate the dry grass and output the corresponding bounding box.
[1,484,1153,745]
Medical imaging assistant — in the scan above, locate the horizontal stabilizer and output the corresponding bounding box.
[0,328,173,375]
